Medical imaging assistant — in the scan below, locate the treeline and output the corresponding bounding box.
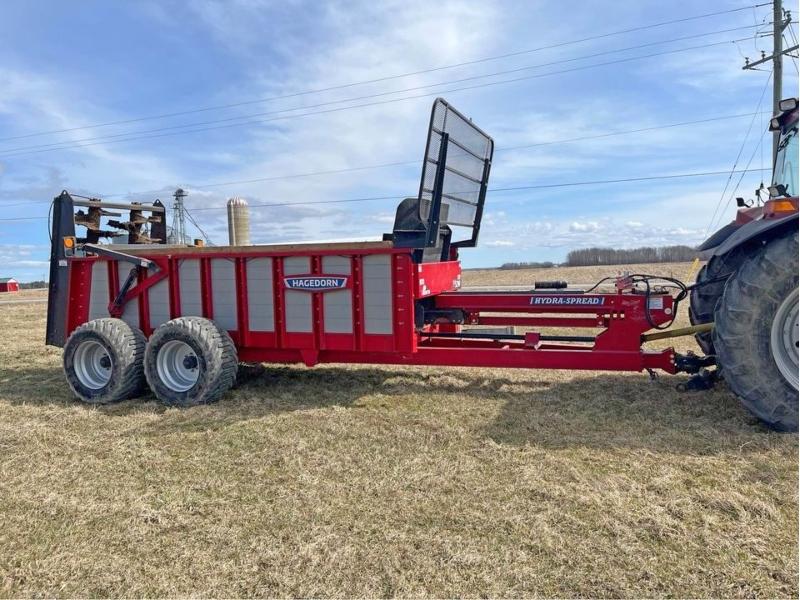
[19,280,47,289]
[565,245,696,266]
[498,261,555,270]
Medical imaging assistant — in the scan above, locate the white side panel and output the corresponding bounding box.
[283,256,311,333]
[88,261,110,321]
[363,255,392,334]
[246,257,274,332]
[211,258,238,331]
[148,278,170,328]
[178,259,203,317]
[116,262,139,327]
[322,256,352,334]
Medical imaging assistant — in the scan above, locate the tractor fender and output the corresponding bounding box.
[698,212,798,261]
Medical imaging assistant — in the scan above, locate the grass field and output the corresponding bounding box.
[0,264,797,597]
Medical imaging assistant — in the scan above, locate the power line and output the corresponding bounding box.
[1,24,766,156]
[1,30,762,156]
[184,208,215,245]
[0,2,771,144]
[0,167,771,224]
[710,125,770,233]
[188,168,771,213]
[0,110,769,207]
[119,111,771,198]
[0,36,757,160]
[704,70,772,236]
[0,216,48,222]
[789,23,800,72]
[789,21,799,46]
[498,112,769,153]
[491,169,770,193]
[784,33,800,72]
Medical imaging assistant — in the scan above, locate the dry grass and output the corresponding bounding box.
[462,261,697,287]
[0,288,47,301]
[0,264,796,597]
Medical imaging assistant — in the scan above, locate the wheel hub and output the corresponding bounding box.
[157,340,200,392]
[73,340,112,390]
[771,287,799,391]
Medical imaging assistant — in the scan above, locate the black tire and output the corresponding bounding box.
[144,316,238,407]
[63,318,146,404]
[689,248,746,355]
[713,230,799,431]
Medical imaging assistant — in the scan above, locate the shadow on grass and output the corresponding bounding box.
[482,373,773,451]
[0,363,539,412]
[0,363,770,451]
[0,365,75,405]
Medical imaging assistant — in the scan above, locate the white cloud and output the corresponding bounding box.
[2,0,794,274]
[0,68,180,195]
[122,0,506,244]
[569,220,601,232]
[480,215,704,253]
[0,244,50,279]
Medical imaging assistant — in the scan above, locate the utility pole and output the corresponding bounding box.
[172,188,187,244]
[772,0,783,160]
[743,0,798,162]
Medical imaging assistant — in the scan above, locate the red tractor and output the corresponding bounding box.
[690,97,798,431]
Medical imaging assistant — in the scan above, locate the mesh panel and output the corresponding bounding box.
[418,99,493,243]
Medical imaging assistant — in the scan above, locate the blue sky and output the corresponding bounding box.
[0,0,797,280]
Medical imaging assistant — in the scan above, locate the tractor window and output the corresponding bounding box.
[773,126,798,197]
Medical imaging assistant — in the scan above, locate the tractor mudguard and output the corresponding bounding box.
[698,212,798,260]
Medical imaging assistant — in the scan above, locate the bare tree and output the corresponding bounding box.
[566,245,695,266]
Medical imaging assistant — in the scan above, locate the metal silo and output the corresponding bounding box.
[226,197,251,246]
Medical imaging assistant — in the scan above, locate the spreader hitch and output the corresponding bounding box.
[677,368,719,392]
[675,351,716,374]
[675,351,719,392]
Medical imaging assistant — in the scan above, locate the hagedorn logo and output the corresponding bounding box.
[284,275,349,292]
[530,296,604,306]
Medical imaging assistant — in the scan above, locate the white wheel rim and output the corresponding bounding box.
[771,287,799,391]
[74,340,112,389]
[157,340,200,392]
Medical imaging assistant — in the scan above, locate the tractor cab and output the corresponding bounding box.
[699,97,799,253]
[385,98,494,262]
[770,97,798,199]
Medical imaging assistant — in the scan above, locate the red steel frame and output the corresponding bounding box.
[62,246,678,376]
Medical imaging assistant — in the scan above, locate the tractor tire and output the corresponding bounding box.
[144,316,238,407]
[63,318,146,404]
[689,248,746,355]
[713,230,799,431]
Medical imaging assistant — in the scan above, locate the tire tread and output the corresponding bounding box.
[144,316,238,406]
[713,230,798,431]
[689,248,746,355]
[63,318,145,404]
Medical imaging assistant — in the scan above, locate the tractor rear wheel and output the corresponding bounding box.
[144,317,238,407]
[63,318,146,404]
[713,230,798,431]
[689,248,745,355]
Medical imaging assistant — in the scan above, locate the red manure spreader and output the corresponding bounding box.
[45,99,798,430]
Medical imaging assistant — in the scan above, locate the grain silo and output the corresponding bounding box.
[226,197,251,246]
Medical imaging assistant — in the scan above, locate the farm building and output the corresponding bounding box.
[0,278,19,293]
